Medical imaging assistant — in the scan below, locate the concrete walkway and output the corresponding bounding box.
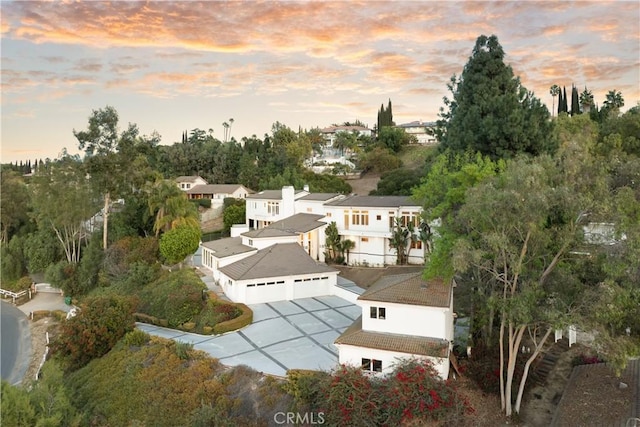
[138,295,360,377]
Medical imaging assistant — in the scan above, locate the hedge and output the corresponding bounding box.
[213,303,253,334]
[31,310,67,322]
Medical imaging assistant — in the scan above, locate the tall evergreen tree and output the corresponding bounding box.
[571,84,580,115]
[376,99,394,132]
[562,86,568,113]
[437,35,555,159]
[557,87,564,116]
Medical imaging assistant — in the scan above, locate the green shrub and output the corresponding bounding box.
[213,304,252,334]
[123,330,151,347]
[191,198,212,208]
[284,369,329,411]
[181,322,196,331]
[175,341,194,360]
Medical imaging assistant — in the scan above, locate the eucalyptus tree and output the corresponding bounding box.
[30,156,99,264]
[0,169,30,245]
[74,106,149,250]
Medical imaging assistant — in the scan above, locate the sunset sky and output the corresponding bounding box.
[1,1,639,164]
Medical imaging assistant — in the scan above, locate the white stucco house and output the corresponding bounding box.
[176,175,208,190]
[323,195,426,267]
[245,186,310,229]
[216,243,339,305]
[335,273,454,380]
[186,184,252,201]
[396,121,438,145]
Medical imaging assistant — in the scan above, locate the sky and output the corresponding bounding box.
[1,1,639,164]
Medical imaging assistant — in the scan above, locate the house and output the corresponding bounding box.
[176,175,208,190]
[396,121,437,145]
[216,243,339,304]
[201,237,257,284]
[186,184,252,201]
[320,125,373,148]
[323,195,426,267]
[335,273,454,380]
[245,186,310,229]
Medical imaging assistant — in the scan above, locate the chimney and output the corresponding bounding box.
[282,186,295,218]
[303,184,309,192]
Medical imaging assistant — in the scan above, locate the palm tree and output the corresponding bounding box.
[228,118,234,142]
[147,179,200,236]
[222,122,229,143]
[339,239,356,265]
[549,85,560,117]
[579,87,594,114]
[388,217,410,265]
[604,90,624,110]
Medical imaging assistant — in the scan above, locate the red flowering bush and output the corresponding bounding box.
[315,360,472,426]
[213,303,241,323]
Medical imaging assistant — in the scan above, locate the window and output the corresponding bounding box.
[307,207,312,212]
[376,215,381,220]
[248,239,253,246]
[370,306,386,319]
[267,201,280,215]
[361,237,368,242]
[326,212,332,218]
[352,210,369,226]
[361,358,382,372]
[410,240,422,249]
[401,211,419,227]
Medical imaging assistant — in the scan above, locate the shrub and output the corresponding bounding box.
[284,369,329,411]
[174,341,194,360]
[213,304,253,334]
[191,198,212,208]
[50,295,137,371]
[123,330,151,347]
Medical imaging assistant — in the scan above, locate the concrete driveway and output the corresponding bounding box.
[137,295,360,377]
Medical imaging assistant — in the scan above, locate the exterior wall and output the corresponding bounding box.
[337,344,449,380]
[360,301,451,340]
[241,235,298,249]
[177,177,207,190]
[246,198,287,227]
[219,271,338,304]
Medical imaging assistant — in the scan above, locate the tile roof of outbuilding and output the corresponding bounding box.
[175,175,207,183]
[358,273,452,308]
[334,316,450,358]
[219,243,337,280]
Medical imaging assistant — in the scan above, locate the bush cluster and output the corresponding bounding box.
[289,359,472,426]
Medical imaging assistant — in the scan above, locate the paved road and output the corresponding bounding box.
[1,301,32,385]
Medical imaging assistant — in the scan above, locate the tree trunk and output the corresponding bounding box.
[103,192,110,250]
[505,324,526,417]
[514,327,553,413]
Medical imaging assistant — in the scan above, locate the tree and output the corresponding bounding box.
[0,169,30,245]
[437,35,555,159]
[562,86,568,113]
[357,147,402,174]
[30,156,98,264]
[579,87,594,114]
[223,202,246,232]
[377,127,415,153]
[324,222,341,263]
[448,156,600,416]
[146,179,200,236]
[376,99,394,132]
[388,217,411,265]
[549,84,560,117]
[370,168,423,196]
[571,84,580,116]
[557,87,564,116]
[50,295,136,371]
[338,239,355,264]
[159,224,201,267]
[74,106,146,250]
[604,89,624,111]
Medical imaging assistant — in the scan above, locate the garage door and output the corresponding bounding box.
[245,280,286,304]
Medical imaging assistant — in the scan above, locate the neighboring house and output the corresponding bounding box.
[335,273,454,380]
[217,243,339,304]
[320,125,373,148]
[396,121,437,145]
[186,184,252,201]
[176,175,208,190]
[323,195,426,266]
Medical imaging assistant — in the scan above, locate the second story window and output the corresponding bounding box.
[370,306,386,319]
[267,201,280,215]
[352,210,369,226]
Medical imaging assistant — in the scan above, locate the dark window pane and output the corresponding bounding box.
[370,307,377,318]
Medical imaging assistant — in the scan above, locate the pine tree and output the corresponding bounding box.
[562,86,568,113]
[437,35,555,159]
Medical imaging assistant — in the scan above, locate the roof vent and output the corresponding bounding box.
[420,284,428,290]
